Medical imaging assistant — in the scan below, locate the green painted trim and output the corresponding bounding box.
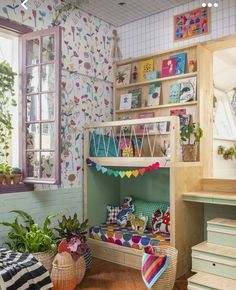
[183,196,236,206]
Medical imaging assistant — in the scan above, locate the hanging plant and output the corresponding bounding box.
[0,61,17,163]
[52,0,88,26]
[217,145,236,160]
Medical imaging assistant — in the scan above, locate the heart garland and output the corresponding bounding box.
[86,158,161,178]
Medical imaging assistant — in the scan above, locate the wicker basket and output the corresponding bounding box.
[33,250,54,273]
[151,246,178,290]
[51,252,77,290]
[182,144,198,162]
[74,256,86,285]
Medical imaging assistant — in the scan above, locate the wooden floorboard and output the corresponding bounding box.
[78,258,190,290]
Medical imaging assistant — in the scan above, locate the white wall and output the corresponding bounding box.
[118,0,236,58]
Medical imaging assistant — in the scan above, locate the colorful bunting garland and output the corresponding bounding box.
[86,158,160,178]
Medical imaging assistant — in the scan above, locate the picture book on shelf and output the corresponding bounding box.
[170,109,191,129]
[140,59,154,81]
[137,112,155,133]
[119,93,132,110]
[177,77,197,102]
[116,64,131,86]
[168,83,181,104]
[128,88,142,108]
[161,58,177,77]
[170,53,187,75]
[157,122,168,134]
[148,83,161,106]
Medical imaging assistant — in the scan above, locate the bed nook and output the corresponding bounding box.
[83,116,204,277]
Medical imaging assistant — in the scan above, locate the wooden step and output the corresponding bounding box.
[202,178,236,193]
[183,191,236,206]
[192,241,236,279]
[188,272,236,290]
[207,218,236,248]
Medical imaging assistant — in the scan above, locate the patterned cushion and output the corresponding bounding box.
[106,205,121,224]
[117,197,135,226]
[133,198,169,229]
[160,207,170,234]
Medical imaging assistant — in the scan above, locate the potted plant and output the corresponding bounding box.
[0,61,17,166]
[0,163,4,184]
[180,123,203,162]
[0,210,57,272]
[2,163,12,184]
[217,145,236,160]
[55,214,89,285]
[11,167,22,184]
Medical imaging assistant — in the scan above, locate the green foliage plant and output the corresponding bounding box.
[180,123,203,145]
[217,145,236,160]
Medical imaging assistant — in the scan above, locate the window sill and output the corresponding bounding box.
[0,183,34,194]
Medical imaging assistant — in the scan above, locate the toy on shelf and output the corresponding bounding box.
[127,213,148,233]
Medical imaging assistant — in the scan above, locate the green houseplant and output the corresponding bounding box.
[0,210,57,272]
[11,167,22,184]
[217,145,236,160]
[180,123,203,162]
[0,61,17,164]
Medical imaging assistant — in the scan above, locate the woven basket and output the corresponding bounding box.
[75,256,86,285]
[151,246,178,290]
[33,250,54,273]
[182,144,198,162]
[83,248,92,271]
[51,252,77,290]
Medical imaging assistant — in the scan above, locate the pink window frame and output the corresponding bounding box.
[21,26,61,185]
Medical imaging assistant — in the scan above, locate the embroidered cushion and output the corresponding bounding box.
[133,198,169,229]
[117,196,135,226]
[106,205,121,224]
[160,207,170,234]
[152,208,163,234]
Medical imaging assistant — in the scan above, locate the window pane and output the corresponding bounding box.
[26,66,39,93]
[26,152,40,178]
[42,35,55,63]
[27,95,40,121]
[41,93,54,120]
[42,64,55,92]
[26,123,40,150]
[41,152,54,178]
[27,39,40,65]
[41,123,54,150]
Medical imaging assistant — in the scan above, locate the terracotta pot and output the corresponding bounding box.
[182,144,198,162]
[0,174,4,184]
[12,174,22,184]
[4,174,12,185]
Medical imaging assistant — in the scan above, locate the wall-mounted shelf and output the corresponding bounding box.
[115,72,198,90]
[116,101,198,113]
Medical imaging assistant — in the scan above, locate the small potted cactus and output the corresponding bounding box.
[11,167,22,184]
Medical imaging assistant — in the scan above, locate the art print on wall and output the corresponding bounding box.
[174,7,209,41]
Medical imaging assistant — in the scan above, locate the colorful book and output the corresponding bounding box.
[161,58,177,77]
[140,59,154,81]
[128,88,142,108]
[119,93,132,110]
[170,53,187,75]
[116,64,131,86]
[148,83,161,106]
[177,77,197,102]
[137,112,155,133]
[168,83,181,104]
[170,109,191,129]
[170,109,187,116]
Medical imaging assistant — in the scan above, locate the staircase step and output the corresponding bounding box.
[188,272,236,290]
[192,241,236,279]
[202,178,236,193]
[207,218,236,248]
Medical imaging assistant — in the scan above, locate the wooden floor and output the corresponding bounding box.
[79,258,190,290]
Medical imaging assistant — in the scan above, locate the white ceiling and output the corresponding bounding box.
[214,47,236,92]
[79,0,192,27]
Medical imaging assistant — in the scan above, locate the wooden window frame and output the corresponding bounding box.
[21,26,61,185]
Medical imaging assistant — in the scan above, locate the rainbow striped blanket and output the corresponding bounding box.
[141,253,170,289]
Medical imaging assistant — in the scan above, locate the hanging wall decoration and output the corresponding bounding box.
[174,7,210,41]
[86,158,161,178]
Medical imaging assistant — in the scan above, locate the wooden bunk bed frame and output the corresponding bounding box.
[84,116,204,277]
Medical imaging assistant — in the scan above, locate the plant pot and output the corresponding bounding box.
[0,174,4,184]
[4,174,12,185]
[74,256,86,285]
[33,250,54,273]
[12,174,22,184]
[83,248,92,272]
[182,144,198,162]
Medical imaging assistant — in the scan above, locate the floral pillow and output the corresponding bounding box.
[152,208,163,234]
[160,207,170,234]
[116,196,135,226]
[106,205,121,224]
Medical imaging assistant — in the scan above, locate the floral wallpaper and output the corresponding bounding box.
[0,0,114,188]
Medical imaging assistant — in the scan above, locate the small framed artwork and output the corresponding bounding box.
[137,112,155,134]
[119,93,132,110]
[116,64,131,86]
[177,77,197,103]
[174,7,210,41]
